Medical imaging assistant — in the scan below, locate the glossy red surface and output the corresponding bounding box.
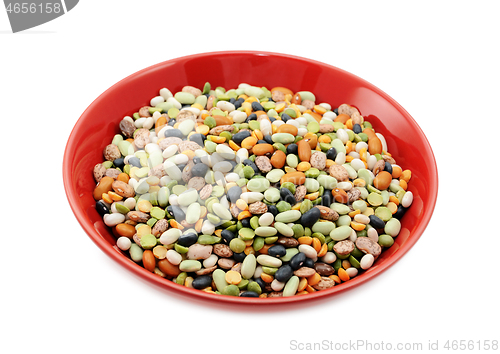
[63,51,438,306]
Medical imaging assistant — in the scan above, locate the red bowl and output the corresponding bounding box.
[63,51,438,306]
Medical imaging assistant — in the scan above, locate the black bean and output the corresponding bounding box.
[193,156,202,164]
[241,218,251,228]
[384,161,393,174]
[333,108,339,115]
[322,189,333,206]
[221,229,236,244]
[251,101,264,111]
[267,205,279,217]
[326,147,337,161]
[240,291,259,297]
[189,133,206,147]
[254,278,266,291]
[353,123,362,134]
[281,113,291,122]
[233,252,246,262]
[246,113,257,122]
[280,188,296,205]
[167,119,176,126]
[393,205,407,220]
[275,264,293,282]
[263,134,274,144]
[127,156,141,168]
[303,258,315,268]
[268,245,286,258]
[113,157,125,170]
[191,163,209,177]
[301,207,321,228]
[192,275,213,289]
[257,139,268,144]
[243,159,259,174]
[177,232,198,247]
[227,186,243,203]
[286,143,298,155]
[290,252,307,270]
[96,200,110,217]
[164,129,183,138]
[229,97,236,104]
[232,131,252,145]
[369,214,385,229]
[168,205,186,221]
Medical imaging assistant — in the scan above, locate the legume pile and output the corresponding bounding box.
[92,82,414,298]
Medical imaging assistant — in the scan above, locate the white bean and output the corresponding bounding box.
[346,267,358,278]
[159,88,173,100]
[166,250,182,265]
[150,95,165,107]
[402,191,413,208]
[271,279,285,291]
[103,213,125,227]
[203,254,218,268]
[367,227,379,242]
[116,237,132,251]
[320,251,337,264]
[360,254,375,270]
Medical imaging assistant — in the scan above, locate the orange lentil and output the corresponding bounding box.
[350,221,366,231]
[297,277,309,292]
[329,275,341,284]
[210,136,226,144]
[401,169,412,182]
[298,236,313,245]
[342,260,351,269]
[389,195,400,205]
[399,179,408,190]
[317,243,328,258]
[238,211,252,220]
[169,219,184,230]
[252,129,264,141]
[304,192,319,201]
[261,273,274,283]
[391,165,402,178]
[387,202,398,214]
[101,193,113,204]
[345,155,354,163]
[348,209,361,218]
[359,147,368,162]
[338,268,350,282]
[311,237,322,253]
[280,171,306,185]
[225,271,242,285]
[345,119,353,130]
[108,191,123,201]
[244,246,256,256]
[228,140,240,151]
[117,173,129,183]
[318,135,331,144]
[307,272,322,286]
[196,124,210,135]
[305,285,316,293]
[313,105,327,115]
[296,161,312,171]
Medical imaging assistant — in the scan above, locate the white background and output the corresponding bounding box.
[1,1,499,353]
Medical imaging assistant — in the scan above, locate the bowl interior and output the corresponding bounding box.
[63,51,438,305]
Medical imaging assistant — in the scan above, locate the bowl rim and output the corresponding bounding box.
[63,50,438,306]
